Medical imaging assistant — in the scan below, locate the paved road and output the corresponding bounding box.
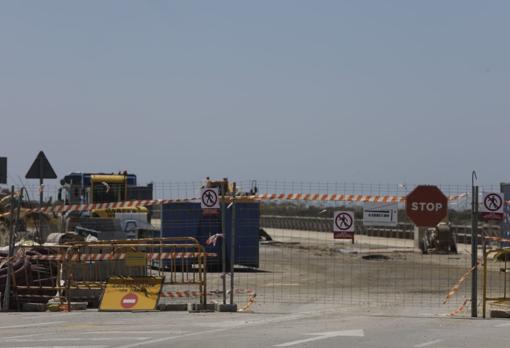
[0,304,509,348]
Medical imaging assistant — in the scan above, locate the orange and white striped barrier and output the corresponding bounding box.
[443,263,479,304]
[160,290,206,298]
[15,252,216,262]
[26,192,468,214]
[238,293,256,312]
[484,236,510,244]
[253,192,467,202]
[447,298,469,317]
[254,193,405,203]
[160,288,255,298]
[30,198,192,214]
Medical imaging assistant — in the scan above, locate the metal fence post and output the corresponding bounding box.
[2,186,15,311]
[230,183,236,305]
[482,236,487,318]
[221,184,227,305]
[471,171,478,317]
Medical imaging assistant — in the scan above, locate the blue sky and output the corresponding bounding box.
[1,1,509,186]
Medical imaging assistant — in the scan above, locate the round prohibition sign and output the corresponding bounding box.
[201,189,219,208]
[484,193,503,212]
[335,212,353,231]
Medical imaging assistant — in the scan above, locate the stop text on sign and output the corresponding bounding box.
[410,202,444,212]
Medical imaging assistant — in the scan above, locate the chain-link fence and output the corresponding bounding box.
[0,179,506,316]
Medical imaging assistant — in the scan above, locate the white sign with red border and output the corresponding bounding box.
[333,211,355,240]
[480,192,504,221]
[201,187,220,209]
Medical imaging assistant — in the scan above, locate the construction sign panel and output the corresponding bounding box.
[480,192,504,221]
[0,157,6,184]
[25,151,57,179]
[99,276,163,312]
[201,187,220,209]
[124,252,147,267]
[333,211,355,240]
[363,203,398,227]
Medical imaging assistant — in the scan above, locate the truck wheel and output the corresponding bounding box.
[259,228,272,241]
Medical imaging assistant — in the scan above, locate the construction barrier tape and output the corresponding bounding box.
[160,288,256,298]
[443,262,479,304]
[160,290,210,298]
[24,192,468,214]
[484,236,510,244]
[238,293,257,312]
[29,198,194,214]
[1,252,216,262]
[447,298,469,317]
[254,193,467,203]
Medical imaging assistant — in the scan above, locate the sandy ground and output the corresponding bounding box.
[158,228,506,318]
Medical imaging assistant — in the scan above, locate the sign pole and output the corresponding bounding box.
[26,151,57,243]
[39,176,43,244]
[471,171,478,318]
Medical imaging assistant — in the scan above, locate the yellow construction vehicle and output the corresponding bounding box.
[59,172,154,239]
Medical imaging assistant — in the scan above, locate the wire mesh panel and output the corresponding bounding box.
[0,180,506,316]
[224,181,501,317]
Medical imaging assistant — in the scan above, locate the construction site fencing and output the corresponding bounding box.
[219,182,501,317]
[2,237,209,310]
[482,236,510,318]
[1,180,507,316]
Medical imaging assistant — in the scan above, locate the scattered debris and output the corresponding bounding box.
[362,254,390,261]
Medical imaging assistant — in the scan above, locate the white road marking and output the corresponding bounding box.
[0,321,65,330]
[115,328,231,348]
[273,330,365,347]
[5,337,149,343]
[495,322,510,327]
[3,346,108,348]
[80,330,188,335]
[2,332,49,340]
[414,339,444,347]
[115,309,345,348]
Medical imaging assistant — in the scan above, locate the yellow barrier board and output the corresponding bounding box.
[125,252,147,267]
[99,276,164,311]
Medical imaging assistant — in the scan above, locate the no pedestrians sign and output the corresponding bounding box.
[201,187,220,209]
[333,211,355,241]
[480,192,504,221]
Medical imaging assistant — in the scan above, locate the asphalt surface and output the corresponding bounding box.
[0,304,509,348]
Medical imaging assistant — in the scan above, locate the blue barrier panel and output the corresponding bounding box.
[160,202,260,270]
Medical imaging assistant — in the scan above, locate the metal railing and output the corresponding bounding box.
[4,237,211,310]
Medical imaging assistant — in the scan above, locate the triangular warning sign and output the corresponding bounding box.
[25,151,57,179]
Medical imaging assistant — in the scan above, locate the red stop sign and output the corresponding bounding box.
[406,185,448,227]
